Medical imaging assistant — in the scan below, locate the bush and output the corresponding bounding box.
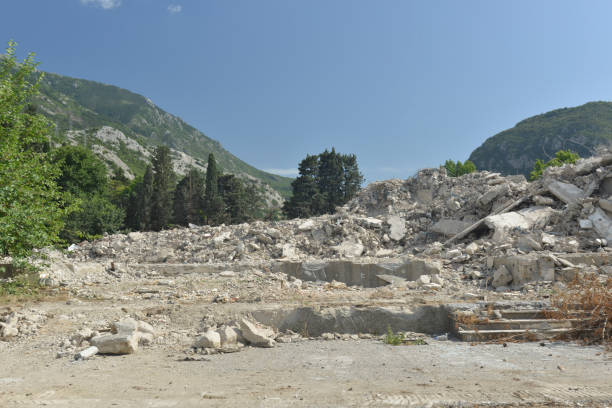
[529,150,580,181]
[444,160,476,177]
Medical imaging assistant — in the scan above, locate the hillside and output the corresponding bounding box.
[32,70,292,202]
[468,101,612,176]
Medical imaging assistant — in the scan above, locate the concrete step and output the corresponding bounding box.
[458,327,573,342]
[463,319,576,331]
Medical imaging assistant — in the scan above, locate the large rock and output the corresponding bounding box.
[91,333,139,354]
[430,219,472,236]
[588,207,612,242]
[492,265,513,288]
[239,318,276,348]
[492,254,555,287]
[545,180,584,205]
[485,206,557,242]
[218,325,241,347]
[333,240,364,258]
[478,184,511,206]
[194,329,221,349]
[387,216,407,241]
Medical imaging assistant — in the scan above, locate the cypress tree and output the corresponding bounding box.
[203,153,224,225]
[150,146,175,231]
[173,168,205,226]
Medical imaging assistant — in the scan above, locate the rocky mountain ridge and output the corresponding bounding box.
[469,101,612,176]
[33,70,291,205]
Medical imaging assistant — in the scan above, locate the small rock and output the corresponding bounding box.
[194,329,221,349]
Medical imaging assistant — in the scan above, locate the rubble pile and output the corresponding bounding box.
[38,150,612,296]
[0,308,48,341]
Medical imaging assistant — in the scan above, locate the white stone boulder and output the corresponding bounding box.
[91,333,139,354]
[194,329,221,349]
[239,318,276,348]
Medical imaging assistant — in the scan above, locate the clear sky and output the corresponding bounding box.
[3,0,612,182]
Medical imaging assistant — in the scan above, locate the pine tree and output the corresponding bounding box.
[341,153,364,202]
[203,153,224,225]
[173,168,205,226]
[282,154,320,218]
[318,148,345,213]
[150,146,175,231]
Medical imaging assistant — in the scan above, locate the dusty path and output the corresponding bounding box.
[1,337,611,407]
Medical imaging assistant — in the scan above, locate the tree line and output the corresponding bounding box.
[1,42,364,263]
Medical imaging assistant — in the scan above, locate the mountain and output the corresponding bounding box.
[33,70,292,204]
[468,101,612,176]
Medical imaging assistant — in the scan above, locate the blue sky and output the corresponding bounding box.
[3,1,612,182]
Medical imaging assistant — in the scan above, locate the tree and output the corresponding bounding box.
[283,149,363,219]
[60,193,125,242]
[283,154,320,218]
[203,153,224,225]
[444,159,476,177]
[318,148,345,212]
[51,145,108,196]
[341,153,364,202]
[0,41,72,259]
[173,168,205,226]
[150,146,175,231]
[529,150,580,181]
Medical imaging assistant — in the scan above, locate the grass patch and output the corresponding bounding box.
[384,326,405,345]
[0,274,40,298]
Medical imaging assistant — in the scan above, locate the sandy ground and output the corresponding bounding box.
[1,332,611,407]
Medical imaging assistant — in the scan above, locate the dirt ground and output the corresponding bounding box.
[1,296,611,408]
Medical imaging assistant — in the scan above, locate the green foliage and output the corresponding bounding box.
[150,146,176,231]
[383,326,405,345]
[34,70,292,197]
[0,273,39,297]
[203,153,224,225]
[283,149,364,219]
[529,150,580,181]
[51,144,108,196]
[173,168,205,226]
[444,159,477,177]
[469,101,612,176]
[60,193,125,242]
[0,41,72,260]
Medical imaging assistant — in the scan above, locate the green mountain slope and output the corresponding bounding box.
[468,101,612,176]
[33,71,292,199]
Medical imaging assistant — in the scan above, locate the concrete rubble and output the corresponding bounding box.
[1,149,610,365]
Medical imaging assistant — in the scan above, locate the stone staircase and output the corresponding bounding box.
[453,308,584,342]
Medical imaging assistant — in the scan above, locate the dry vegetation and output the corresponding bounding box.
[549,273,611,346]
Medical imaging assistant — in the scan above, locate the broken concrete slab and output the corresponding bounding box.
[91,333,139,354]
[430,219,472,236]
[387,216,407,241]
[478,184,511,206]
[239,318,275,348]
[194,329,221,349]
[588,207,612,242]
[492,265,512,288]
[545,180,584,205]
[333,240,364,258]
[598,198,612,213]
[492,254,555,288]
[485,207,557,242]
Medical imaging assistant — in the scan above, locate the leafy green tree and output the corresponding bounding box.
[203,153,224,225]
[50,144,124,242]
[444,159,477,177]
[173,168,205,226]
[150,146,175,231]
[0,41,72,259]
[60,193,125,242]
[529,150,580,181]
[51,144,108,196]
